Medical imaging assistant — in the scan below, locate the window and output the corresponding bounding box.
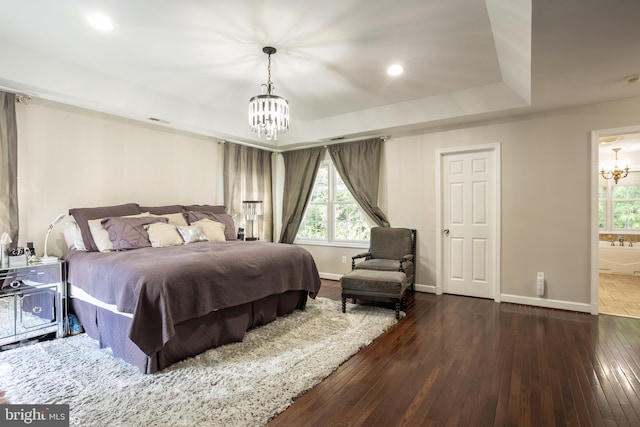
[600,174,640,231]
[599,185,606,229]
[296,160,371,244]
[612,185,640,229]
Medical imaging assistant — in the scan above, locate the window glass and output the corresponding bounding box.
[599,186,605,229]
[309,164,329,203]
[298,163,329,240]
[612,185,640,199]
[298,204,328,239]
[611,185,640,230]
[612,202,640,229]
[296,160,370,243]
[334,203,370,241]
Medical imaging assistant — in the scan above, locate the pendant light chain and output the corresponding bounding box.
[266,53,272,95]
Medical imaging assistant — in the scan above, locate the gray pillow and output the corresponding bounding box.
[139,205,184,215]
[102,216,168,251]
[69,203,140,252]
[182,204,227,214]
[185,211,236,241]
[176,224,209,244]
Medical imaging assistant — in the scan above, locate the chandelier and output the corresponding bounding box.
[248,46,289,141]
[600,147,629,184]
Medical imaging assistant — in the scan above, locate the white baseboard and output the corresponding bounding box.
[414,284,436,293]
[500,294,592,313]
[320,274,590,312]
[319,272,342,281]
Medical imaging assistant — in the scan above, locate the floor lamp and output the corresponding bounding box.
[242,201,263,241]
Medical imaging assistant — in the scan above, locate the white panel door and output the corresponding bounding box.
[442,149,496,298]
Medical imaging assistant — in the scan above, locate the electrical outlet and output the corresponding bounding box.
[536,272,545,297]
[342,256,347,264]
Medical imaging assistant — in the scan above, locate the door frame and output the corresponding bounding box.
[435,143,501,301]
[590,125,640,315]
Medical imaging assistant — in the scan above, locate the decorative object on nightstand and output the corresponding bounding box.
[242,201,263,241]
[41,213,65,263]
[7,247,27,267]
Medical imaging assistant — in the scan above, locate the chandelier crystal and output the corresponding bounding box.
[248,47,289,141]
[600,147,630,184]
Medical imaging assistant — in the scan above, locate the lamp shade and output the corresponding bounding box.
[242,201,263,241]
[242,200,263,219]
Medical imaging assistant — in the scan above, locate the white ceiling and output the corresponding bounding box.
[0,0,640,149]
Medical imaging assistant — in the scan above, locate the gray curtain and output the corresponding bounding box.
[279,146,326,244]
[223,142,273,241]
[0,92,18,242]
[328,137,390,227]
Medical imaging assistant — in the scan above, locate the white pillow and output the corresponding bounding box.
[146,223,184,248]
[149,212,188,227]
[176,224,209,244]
[88,212,150,252]
[63,218,87,251]
[193,219,226,242]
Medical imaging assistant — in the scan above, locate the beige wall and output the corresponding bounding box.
[13,95,640,311]
[299,96,640,310]
[15,99,223,257]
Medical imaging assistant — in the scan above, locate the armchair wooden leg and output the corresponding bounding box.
[342,298,346,313]
[395,301,401,320]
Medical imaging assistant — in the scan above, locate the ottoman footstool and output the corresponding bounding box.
[341,269,408,320]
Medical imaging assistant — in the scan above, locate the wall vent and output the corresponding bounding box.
[148,117,170,124]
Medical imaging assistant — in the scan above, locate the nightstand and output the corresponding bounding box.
[0,261,65,347]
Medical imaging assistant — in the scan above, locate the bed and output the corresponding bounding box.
[63,203,321,373]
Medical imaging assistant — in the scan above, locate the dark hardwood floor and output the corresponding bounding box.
[268,279,640,426]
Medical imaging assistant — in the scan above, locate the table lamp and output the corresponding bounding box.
[41,213,66,262]
[242,201,263,241]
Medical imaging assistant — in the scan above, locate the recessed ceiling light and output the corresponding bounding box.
[88,12,113,32]
[387,64,404,77]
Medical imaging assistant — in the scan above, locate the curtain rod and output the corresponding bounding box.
[15,94,32,104]
[216,138,279,153]
[320,135,389,148]
[216,135,390,154]
[0,87,32,104]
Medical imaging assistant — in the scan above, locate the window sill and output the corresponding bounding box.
[294,240,369,250]
[600,230,640,235]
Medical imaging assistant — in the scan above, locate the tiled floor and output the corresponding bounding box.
[599,273,640,319]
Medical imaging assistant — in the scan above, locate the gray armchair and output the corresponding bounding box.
[352,227,416,290]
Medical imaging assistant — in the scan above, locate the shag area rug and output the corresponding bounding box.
[0,297,397,426]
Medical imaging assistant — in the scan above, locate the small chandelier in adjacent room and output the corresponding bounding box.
[248,46,289,141]
[601,147,630,184]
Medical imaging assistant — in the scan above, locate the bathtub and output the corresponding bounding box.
[599,240,640,275]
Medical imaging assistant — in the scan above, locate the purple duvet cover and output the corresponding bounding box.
[65,241,321,356]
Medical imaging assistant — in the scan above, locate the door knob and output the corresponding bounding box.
[443,229,450,235]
